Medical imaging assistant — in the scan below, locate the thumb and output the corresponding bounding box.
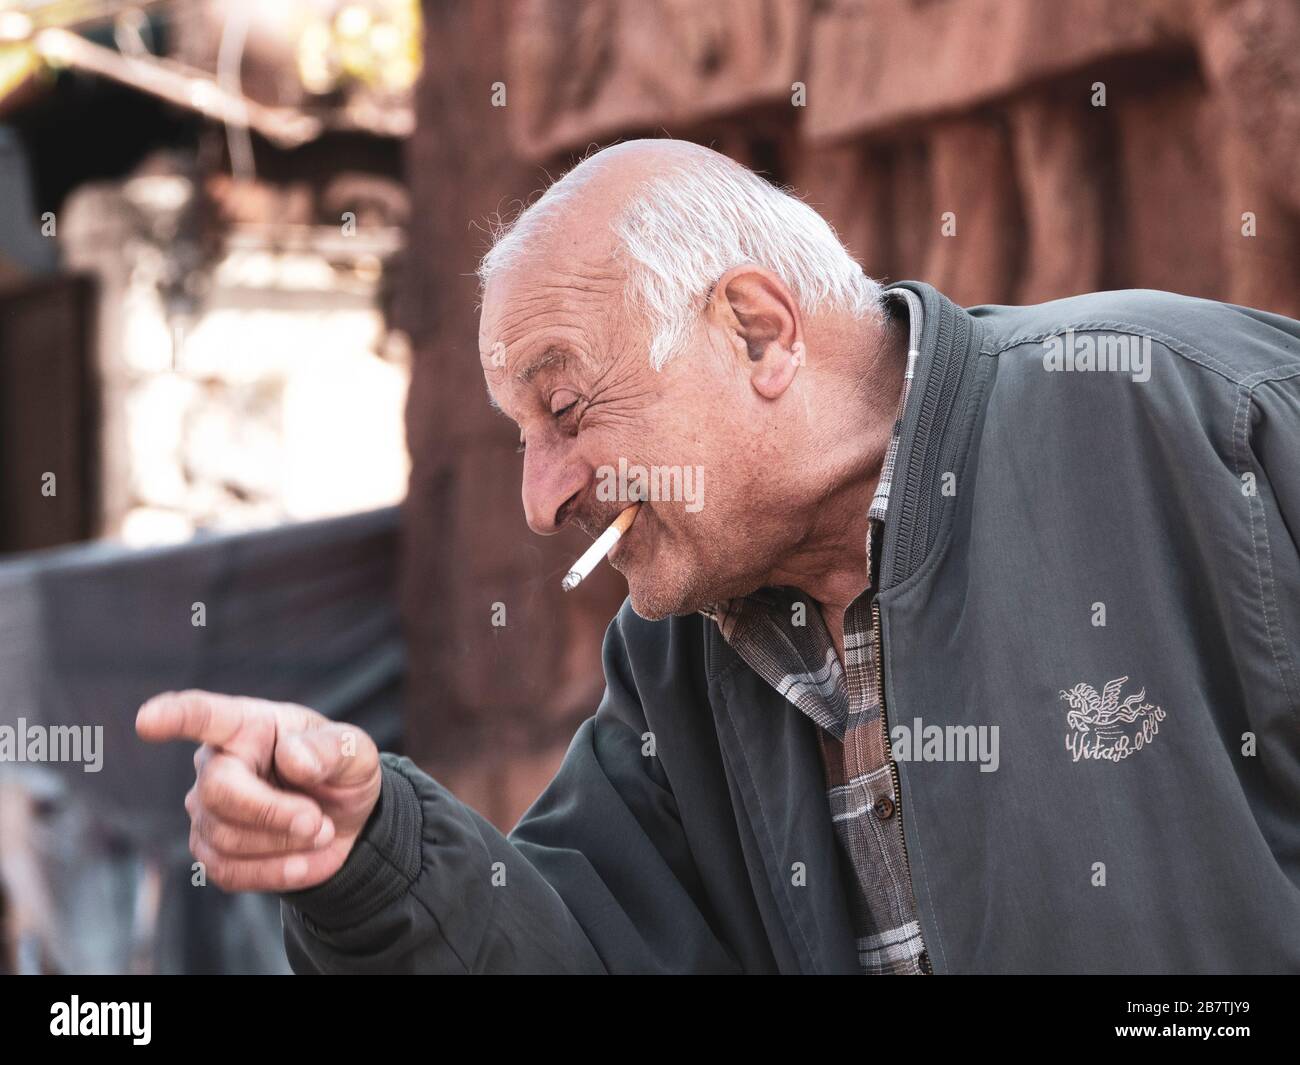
[274,724,376,791]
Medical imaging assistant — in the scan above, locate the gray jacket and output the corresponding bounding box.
[281,281,1300,973]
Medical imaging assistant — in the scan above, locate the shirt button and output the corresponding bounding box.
[873,795,895,820]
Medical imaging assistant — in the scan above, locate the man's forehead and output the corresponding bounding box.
[478,247,626,407]
[479,273,562,360]
[479,284,608,379]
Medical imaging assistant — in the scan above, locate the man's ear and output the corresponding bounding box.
[709,266,805,400]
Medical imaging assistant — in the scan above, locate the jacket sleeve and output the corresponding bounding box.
[1250,375,1300,558]
[279,607,743,974]
[1247,374,1300,727]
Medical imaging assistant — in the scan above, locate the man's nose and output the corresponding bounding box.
[521,447,589,535]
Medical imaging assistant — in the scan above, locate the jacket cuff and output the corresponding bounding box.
[280,753,422,931]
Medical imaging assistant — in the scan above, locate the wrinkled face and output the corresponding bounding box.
[479,254,808,620]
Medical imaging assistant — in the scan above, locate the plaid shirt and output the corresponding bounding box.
[700,290,930,974]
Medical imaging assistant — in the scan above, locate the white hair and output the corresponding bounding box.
[479,147,885,370]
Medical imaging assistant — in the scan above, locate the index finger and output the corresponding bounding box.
[136,690,248,747]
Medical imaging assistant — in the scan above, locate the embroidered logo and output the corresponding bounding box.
[1060,675,1166,763]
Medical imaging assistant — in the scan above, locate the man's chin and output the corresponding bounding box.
[622,559,730,621]
[625,582,690,621]
[618,569,691,621]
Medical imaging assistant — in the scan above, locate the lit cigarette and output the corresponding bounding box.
[561,503,641,591]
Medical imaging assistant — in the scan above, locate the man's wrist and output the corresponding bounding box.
[281,754,422,930]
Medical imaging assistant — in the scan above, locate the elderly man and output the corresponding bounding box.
[137,139,1300,974]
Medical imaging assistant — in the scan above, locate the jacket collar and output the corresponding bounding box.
[877,281,986,592]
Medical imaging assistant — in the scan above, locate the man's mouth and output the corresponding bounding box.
[607,508,644,565]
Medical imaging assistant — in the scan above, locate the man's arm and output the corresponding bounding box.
[279,608,744,974]
[1246,373,1300,729]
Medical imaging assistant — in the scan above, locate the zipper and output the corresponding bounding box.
[872,596,933,975]
[881,285,972,595]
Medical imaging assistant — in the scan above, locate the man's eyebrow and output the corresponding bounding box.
[516,345,571,384]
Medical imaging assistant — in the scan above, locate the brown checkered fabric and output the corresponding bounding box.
[700,290,930,974]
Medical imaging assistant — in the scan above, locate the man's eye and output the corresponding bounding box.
[549,391,580,419]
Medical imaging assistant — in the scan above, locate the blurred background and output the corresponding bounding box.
[0,0,1297,972]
